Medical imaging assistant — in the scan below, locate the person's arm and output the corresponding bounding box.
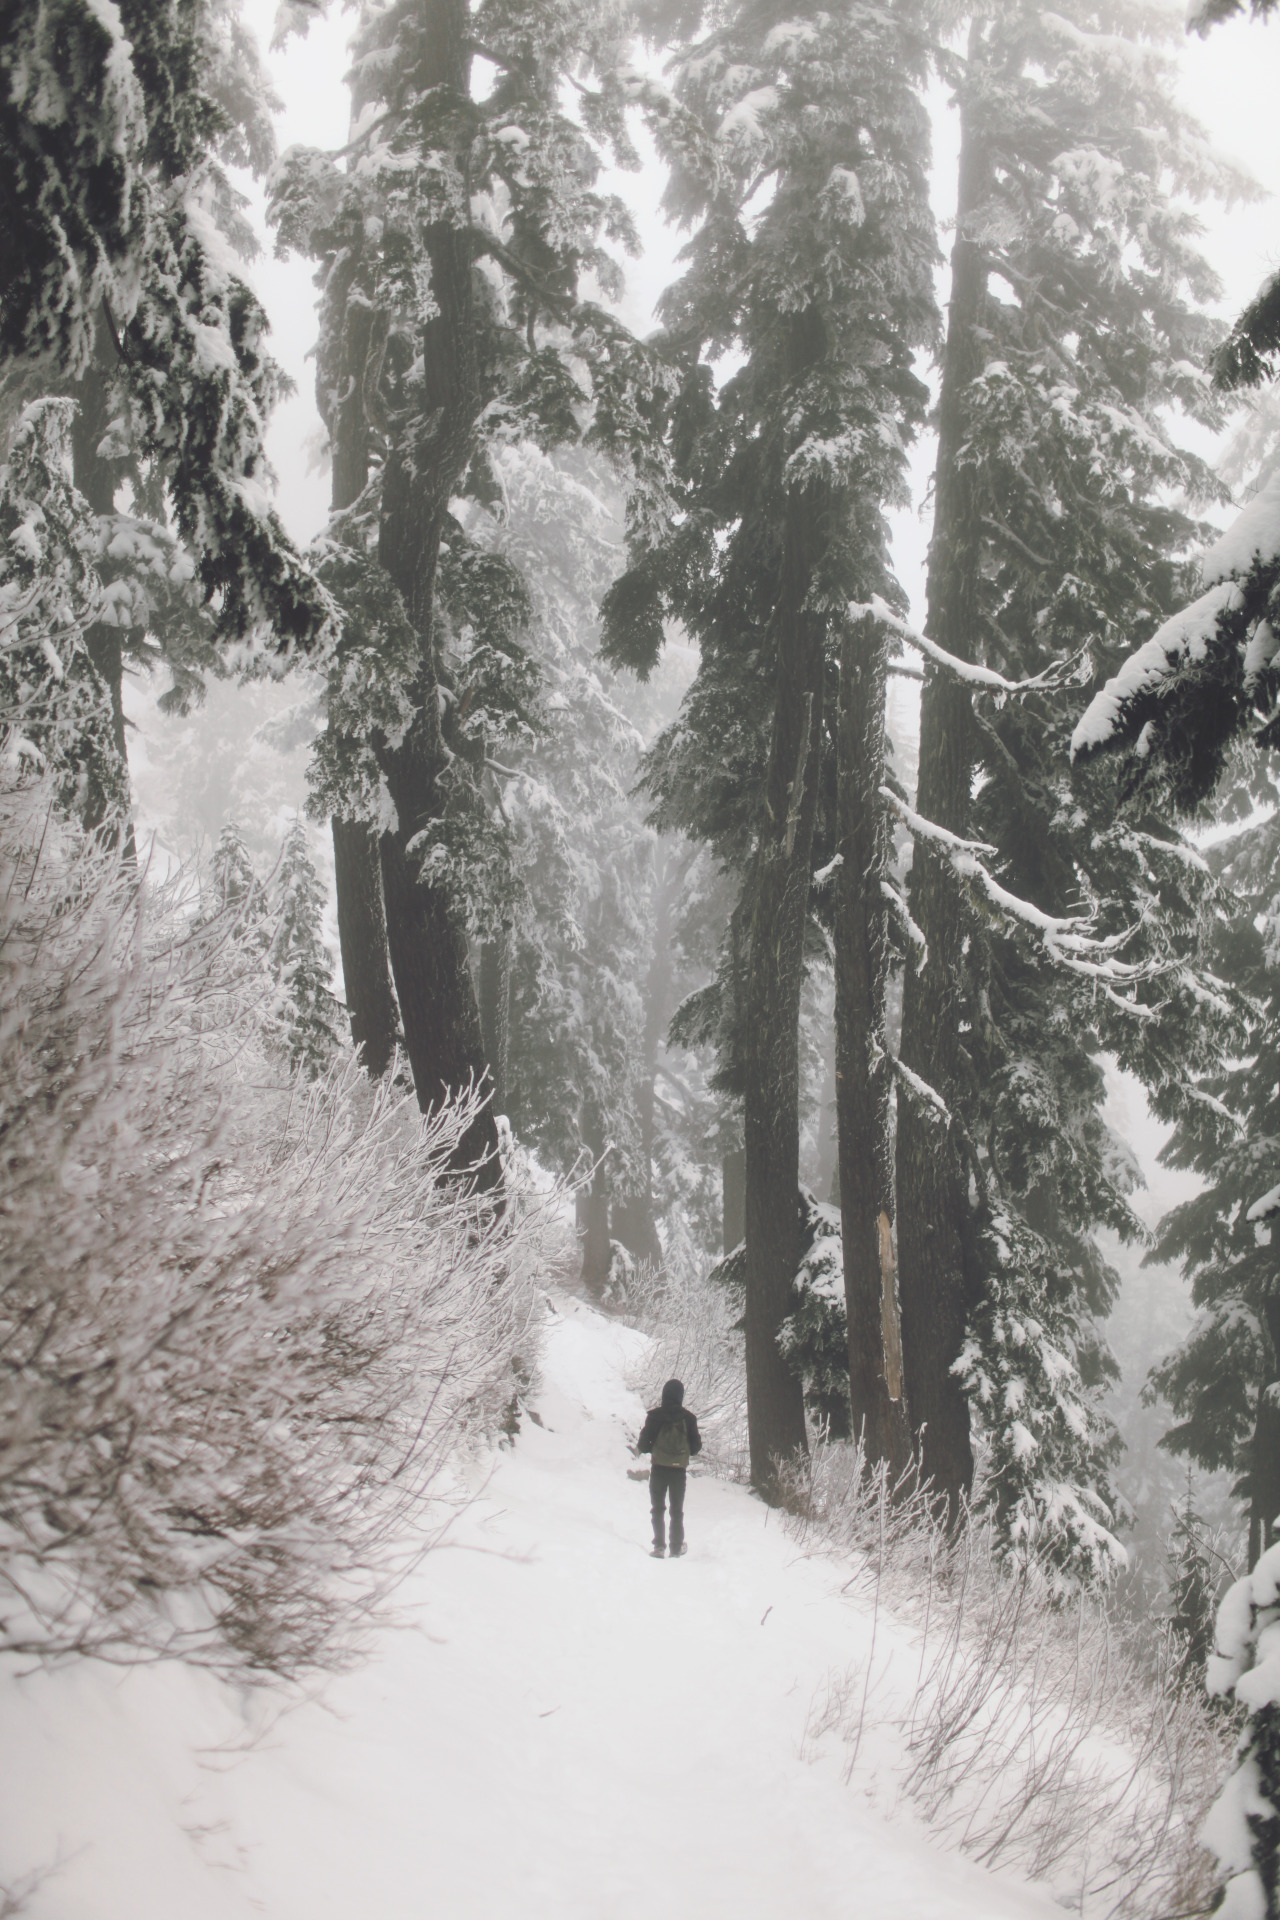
[636,1410,659,1454]
[686,1412,702,1457]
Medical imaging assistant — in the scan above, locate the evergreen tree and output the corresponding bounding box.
[208,817,341,1077]
[1146,774,1280,1569]
[1167,1479,1221,1699]
[0,399,123,817]
[269,0,663,1184]
[883,0,1238,1563]
[211,818,262,918]
[607,0,937,1491]
[468,444,657,1282]
[270,818,343,1078]
[0,0,331,816]
[1204,1543,1280,1920]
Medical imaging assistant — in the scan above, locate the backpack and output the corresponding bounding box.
[651,1412,690,1470]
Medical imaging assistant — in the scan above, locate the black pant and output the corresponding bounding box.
[650,1465,686,1550]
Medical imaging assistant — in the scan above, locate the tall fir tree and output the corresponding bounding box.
[467,443,659,1284]
[1167,1478,1223,1699]
[1146,769,1280,1569]
[0,399,123,817]
[606,0,937,1488]
[883,0,1240,1571]
[270,0,665,1181]
[270,819,343,1078]
[0,0,331,827]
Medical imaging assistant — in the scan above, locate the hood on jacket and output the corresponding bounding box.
[660,1379,684,1411]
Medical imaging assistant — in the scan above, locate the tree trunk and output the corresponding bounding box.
[835,613,911,1476]
[895,71,991,1518]
[722,1147,746,1254]
[323,208,401,1080]
[372,0,499,1188]
[612,839,671,1271]
[70,371,131,843]
[478,925,513,1113]
[1249,1295,1280,1567]
[332,816,399,1076]
[378,816,499,1183]
[742,316,830,1493]
[816,1034,838,1206]
[579,1102,612,1293]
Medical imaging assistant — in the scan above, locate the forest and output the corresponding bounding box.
[2,0,1280,1914]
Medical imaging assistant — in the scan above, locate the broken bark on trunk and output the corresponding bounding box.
[332,816,399,1076]
[834,612,910,1476]
[894,77,991,1518]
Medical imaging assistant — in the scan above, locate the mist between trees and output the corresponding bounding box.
[3,0,1280,1910]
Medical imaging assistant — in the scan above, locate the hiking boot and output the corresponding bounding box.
[670,1541,687,1557]
[650,1544,665,1558]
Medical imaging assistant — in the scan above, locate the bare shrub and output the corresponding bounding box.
[783,1441,1232,1918]
[0,782,543,1679]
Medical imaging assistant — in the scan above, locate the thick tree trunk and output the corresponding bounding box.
[612,840,671,1271]
[372,0,499,1188]
[70,374,131,842]
[322,207,401,1080]
[722,1147,746,1254]
[378,798,499,1183]
[1249,1295,1280,1567]
[478,926,513,1113]
[332,816,399,1076]
[835,613,910,1476]
[742,331,830,1491]
[816,1035,838,1206]
[895,82,991,1517]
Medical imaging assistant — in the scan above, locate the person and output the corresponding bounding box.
[636,1378,702,1558]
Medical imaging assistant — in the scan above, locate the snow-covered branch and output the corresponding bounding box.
[880,787,999,862]
[881,877,927,965]
[892,1057,952,1125]
[852,596,1083,695]
[880,787,1160,1009]
[1071,581,1244,760]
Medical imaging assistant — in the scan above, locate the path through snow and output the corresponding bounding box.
[2,1294,1063,1919]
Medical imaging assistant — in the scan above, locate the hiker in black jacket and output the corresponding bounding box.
[636,1378,701,1558]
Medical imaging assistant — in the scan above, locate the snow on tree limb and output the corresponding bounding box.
[1070,579,1245,760]
[880,786,998,861]
[892,1056,952,1125]
[1202,468,1280,586]
[880,877,926,965]
[881,786,1161,1010]
[851,595,1083,695]
[1246,1180,1280,1221]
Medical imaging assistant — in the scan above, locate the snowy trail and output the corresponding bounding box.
[2,1294,1062,1920]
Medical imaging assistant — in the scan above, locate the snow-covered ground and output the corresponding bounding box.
[2,1294,1064,1920]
